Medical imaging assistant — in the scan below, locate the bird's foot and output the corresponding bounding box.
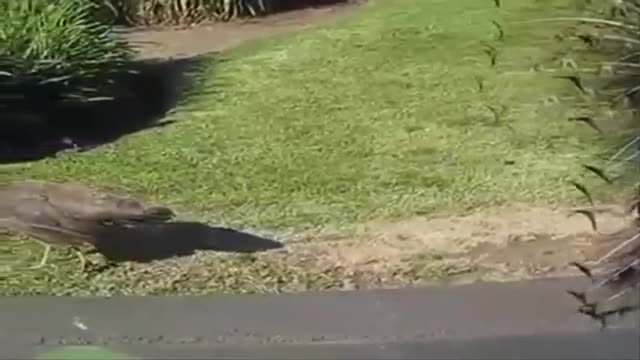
[28,243,52,270]
[77,254,87,273]
[85,259,118,274]
[27,261,48,270]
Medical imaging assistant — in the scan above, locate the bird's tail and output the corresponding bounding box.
[570,222,640,327]
[591,222,640,293]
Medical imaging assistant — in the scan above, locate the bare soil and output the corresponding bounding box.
[122,2,363,59]
[277,205,633,286]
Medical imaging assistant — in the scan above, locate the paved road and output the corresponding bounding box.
[1,277,638,359]
[8,329,638,359]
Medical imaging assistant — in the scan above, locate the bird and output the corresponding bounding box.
[0,180,175,270]
[568,217,640,327]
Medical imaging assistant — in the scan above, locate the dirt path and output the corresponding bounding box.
[274,204,633,286]
[121,2,362,60]
[136,204,633,291]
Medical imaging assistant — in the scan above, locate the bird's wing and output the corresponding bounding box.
[39,183,149,222]
[585,224,640,309]
[49,184,175,223]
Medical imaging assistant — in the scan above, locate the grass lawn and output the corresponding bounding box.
[0,0,624,294]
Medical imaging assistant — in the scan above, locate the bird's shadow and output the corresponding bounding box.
[91,222,284,263]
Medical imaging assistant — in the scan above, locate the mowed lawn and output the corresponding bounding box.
[0,0,620,294]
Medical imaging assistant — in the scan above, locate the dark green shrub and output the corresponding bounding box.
[92,0,348,26]
[94,0,271,25]
[0,0,134,136]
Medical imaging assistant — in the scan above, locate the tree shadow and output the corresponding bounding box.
[268,0,351,13]
[90,222,284,263]
[0,54,211,165]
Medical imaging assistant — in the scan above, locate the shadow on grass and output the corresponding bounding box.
[0,54,211,165]
[91,222,284,263]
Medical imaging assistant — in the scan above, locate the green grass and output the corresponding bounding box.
[0,0,626,294]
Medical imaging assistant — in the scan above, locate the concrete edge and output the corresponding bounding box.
[1,276,638,347]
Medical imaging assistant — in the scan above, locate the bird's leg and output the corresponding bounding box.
[28,241,51,269]
[73,248,87,273]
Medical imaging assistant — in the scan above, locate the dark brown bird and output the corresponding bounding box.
[554,75,589,95]
[582,164,613,184]
[569,218,640,328]
[0,180,175,270]
[567,116,603,134]
[568,180,594,206]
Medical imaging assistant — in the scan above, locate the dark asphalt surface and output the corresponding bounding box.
[1,277,638,359]
[7,329,639,359]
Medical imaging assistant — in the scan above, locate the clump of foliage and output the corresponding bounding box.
[487,0,639,327]
[94,0,271,25]
[0,0,134,136]
[92,0,348,26]
[540,0,640,327]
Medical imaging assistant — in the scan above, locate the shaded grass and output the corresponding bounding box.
[0,0,628,294]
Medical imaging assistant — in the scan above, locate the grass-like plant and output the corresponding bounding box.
[0,0,134,130]
[545,0,640,327]
[96,0,271,25]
